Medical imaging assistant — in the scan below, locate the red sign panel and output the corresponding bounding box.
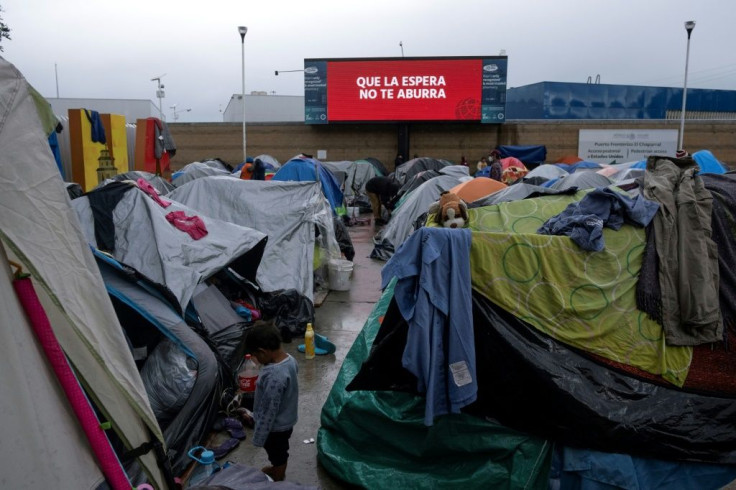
[326,59,483,122]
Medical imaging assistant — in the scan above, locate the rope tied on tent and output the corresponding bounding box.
[10,268,132,490]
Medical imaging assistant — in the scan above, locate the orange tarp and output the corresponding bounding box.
[555,155,583,164]
[450,177,507,203]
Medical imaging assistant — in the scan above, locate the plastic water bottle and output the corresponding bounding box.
[187,446,219,487]
[304,323,315,360]
[238,354,259,409]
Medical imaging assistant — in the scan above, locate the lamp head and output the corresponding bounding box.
[685,20,695,35]
[275,70,279,76]
[238,25,248,41]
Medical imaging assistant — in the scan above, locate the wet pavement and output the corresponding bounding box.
[211,220,382,488]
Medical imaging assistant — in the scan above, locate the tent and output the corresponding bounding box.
[370,168,467,261]
[548,170,612,191]
[0,56,171,489]
[361,157,389,176]
[100,170,176,195]
[449,177,507,203]
[525,164,569,181]
[272,157,345,214]
[71,183,267,313]
[693,150,728,174]
[322,159,379,199]
[393,157,453,185]
[499,157,529,184]
[169,177,341,303]
[172,161,236,187]
[323,182,736,486]
[254,154,281,171]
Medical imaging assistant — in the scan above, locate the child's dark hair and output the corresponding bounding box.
[245,320,282,352]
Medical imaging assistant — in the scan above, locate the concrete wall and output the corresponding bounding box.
[168,120,735,172]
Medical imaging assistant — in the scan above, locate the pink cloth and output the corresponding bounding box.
[165,210,208,239]
[137,178,171,208]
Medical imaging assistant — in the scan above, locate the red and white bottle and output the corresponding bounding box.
[238,354,259,395]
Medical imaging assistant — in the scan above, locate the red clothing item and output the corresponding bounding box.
[165,211,208,240]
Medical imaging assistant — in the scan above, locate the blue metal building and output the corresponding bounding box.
[506,82,736,120]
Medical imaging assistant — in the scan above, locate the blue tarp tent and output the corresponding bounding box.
[554,161,601,173]
[496,145,547,165]
[693,150,728,174]
[272,157,345,213]
[629,151,727,175]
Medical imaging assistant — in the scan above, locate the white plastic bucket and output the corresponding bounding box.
[328,259,353,291]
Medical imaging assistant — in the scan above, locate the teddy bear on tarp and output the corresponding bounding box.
[428,191,468,229]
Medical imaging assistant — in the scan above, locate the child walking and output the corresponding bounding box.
[244,321,299,482]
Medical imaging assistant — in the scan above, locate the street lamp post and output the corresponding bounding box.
[679,20,696,151]
[238,26,248,163]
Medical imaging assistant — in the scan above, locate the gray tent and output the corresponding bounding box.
[526,164,569,181]
[550,170,613,191]
[101,170,176,195]
[0,56,169,488]
[173,161,236,187]
[169,177,341,301]
[371,170,466,261]
[72,184,267,312]
[393,157,453,185]
[322,160,379,198]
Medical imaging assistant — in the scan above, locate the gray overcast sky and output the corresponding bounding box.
[2,0,734,122]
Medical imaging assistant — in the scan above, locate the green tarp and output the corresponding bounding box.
[318,280,552,489]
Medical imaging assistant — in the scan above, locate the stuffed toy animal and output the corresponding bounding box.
[428,191,468,229]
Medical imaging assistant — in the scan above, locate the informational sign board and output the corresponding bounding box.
[304,56,507,124]
[578,129,678,163]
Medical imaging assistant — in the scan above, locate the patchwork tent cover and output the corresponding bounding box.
[72,184,267,312]
[0,56,169,488]
[318,281,553,489]
[336,184,736,486]
[169,177,341,301]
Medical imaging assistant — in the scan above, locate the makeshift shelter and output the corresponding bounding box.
[499,157,529,184]
[99,170,176,195]
[548,170,612,191]
[525,164,569,181]
[254,154,281,171]
[168,177,341,303]
[450,177,507,203]
[71,182,267,313]
[554,160,602,173]
[0,56,171,489]
[172,161,235,187]
[693,149,728,174]
[323,179,736,487]
[272,157,345,214]
[370,167,468,261]
[361,156,389,176]
[393,157,453,185]
[322,159,378,199]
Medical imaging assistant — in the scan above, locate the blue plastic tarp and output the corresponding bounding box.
[496,145,547,165]
[272,157,344,213]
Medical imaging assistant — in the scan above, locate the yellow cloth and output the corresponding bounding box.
[466,192,692,386]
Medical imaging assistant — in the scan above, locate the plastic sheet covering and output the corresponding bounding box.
[141,340,197,427]
[318,281,552,488]
[393,157,453,184]
[348,288,736,465]
[468,293,736,464]
[257,289,315,342]
[169,178,340,302]
[370,174,463,261]
[332,216,355,261]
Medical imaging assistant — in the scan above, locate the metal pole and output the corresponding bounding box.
[239,26,248,162]
[55,63,59,97]
[679,21,695,151]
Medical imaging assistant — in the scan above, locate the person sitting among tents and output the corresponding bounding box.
[365,175,401,226]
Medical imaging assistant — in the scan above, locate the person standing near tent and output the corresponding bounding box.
[365,175,401,226]
[243,321,299,482]
[488,150,503,182]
